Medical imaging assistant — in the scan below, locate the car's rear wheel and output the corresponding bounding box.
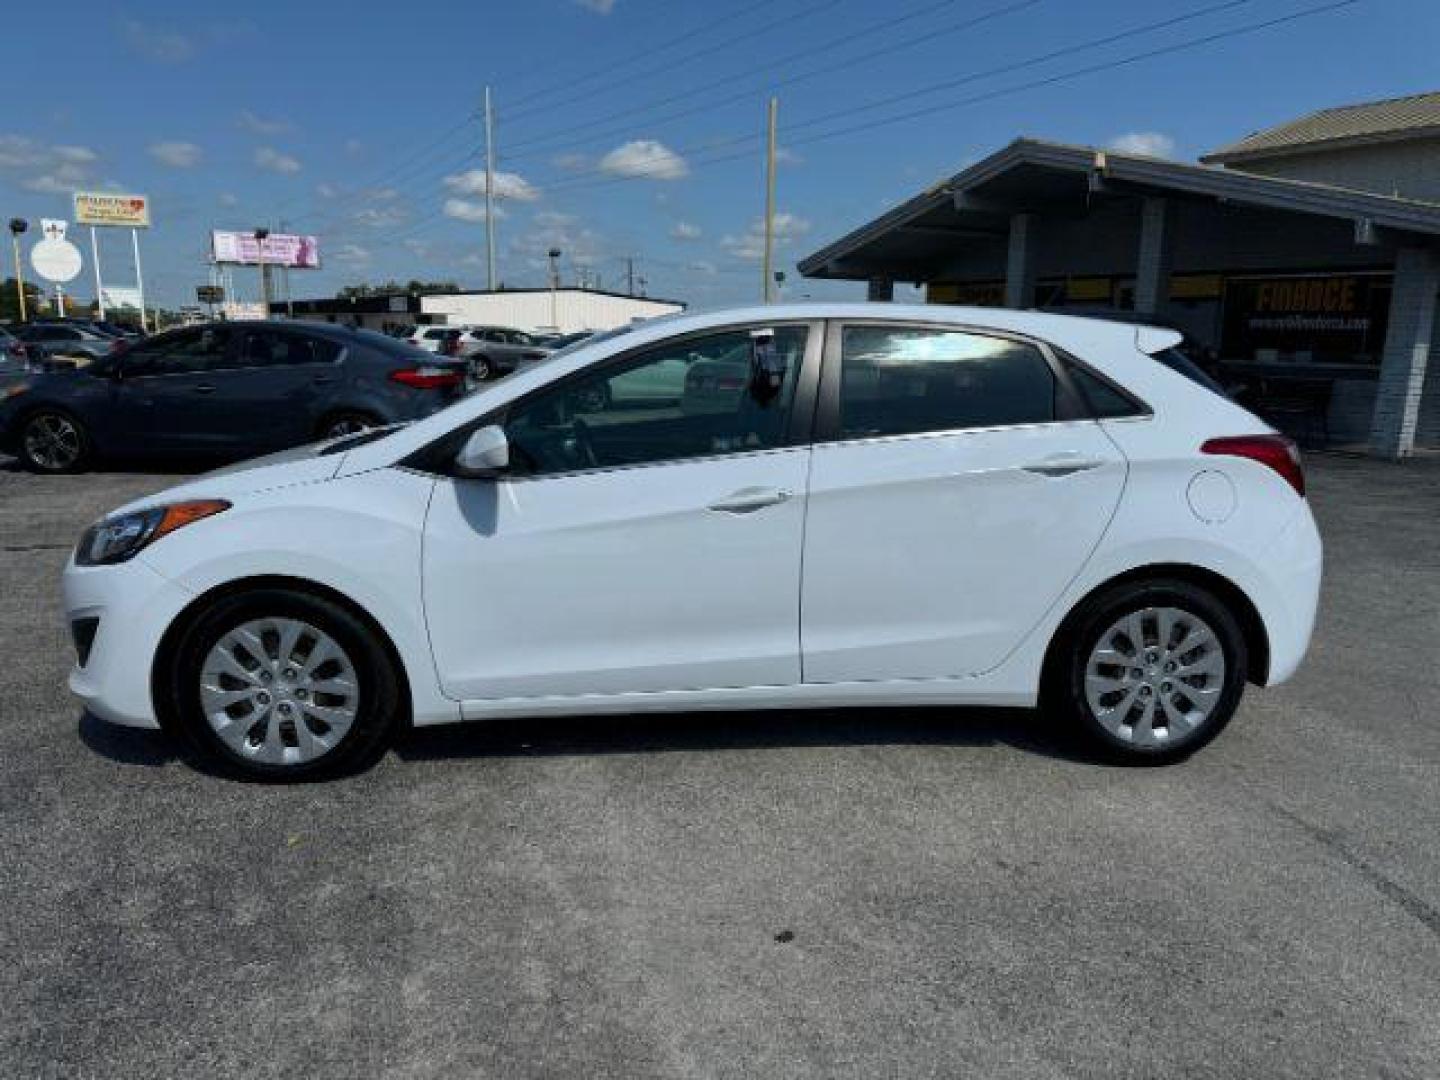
[318,411,380,439]
[1046,579,1248,763]
[163,589,400,781]
[19,408,92,473]
[470,355,493,382]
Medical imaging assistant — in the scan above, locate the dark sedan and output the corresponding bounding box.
[0,320,468,473]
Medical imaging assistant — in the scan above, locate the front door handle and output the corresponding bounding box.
[708,486,793,514]
[192,384,217,394]
[1022,453,1106,477]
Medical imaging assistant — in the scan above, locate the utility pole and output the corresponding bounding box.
[762,96,779,303]
[626,256,636,296]
[279,219,294,318]
[484,86,497,292]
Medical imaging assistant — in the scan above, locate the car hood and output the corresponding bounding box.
[106,440,349,517]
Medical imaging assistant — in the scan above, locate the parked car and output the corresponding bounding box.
[15,323,124,363]
[450,326,552,381]
[407,326,463,354]
[61,303,1321,781]
[1,321,468,472]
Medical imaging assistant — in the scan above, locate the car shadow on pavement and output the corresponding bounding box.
[77,710,182,768]
[394,706,1119,768]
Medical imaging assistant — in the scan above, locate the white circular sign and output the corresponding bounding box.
[31,238,83,284]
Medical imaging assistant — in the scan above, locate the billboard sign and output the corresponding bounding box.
[74,192,151,228]
[212,230,321,269]
[101,285,144,310]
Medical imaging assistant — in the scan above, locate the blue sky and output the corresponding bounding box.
[2,0,1434,310]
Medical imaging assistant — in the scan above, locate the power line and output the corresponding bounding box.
[532,0,1260,194]
[503,0,777,112]
[343,0,1360,259]
[505,0,844,123]
[504,0,1039,160]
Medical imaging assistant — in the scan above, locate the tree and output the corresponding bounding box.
[336,279,461,300]
[0,277,47,323]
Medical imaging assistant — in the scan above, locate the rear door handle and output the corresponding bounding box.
[192,384,217,394]
[1022,453,1106,477]
[708,486,793,514]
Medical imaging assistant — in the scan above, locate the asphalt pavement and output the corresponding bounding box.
[1,453,1438,1078]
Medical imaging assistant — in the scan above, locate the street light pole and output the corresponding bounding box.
[254,227,270,316]
[547,247,561,330]
[8,219,28,322]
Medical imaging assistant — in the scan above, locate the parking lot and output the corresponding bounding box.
[1,453,1437,1078]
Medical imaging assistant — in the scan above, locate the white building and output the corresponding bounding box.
[422,288,683,334]
[278,287,684,335]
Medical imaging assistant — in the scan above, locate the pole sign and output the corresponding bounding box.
[31,221,83,284]
[74,192,151,229]
[196,285,225,304]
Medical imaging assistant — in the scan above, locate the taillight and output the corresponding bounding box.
[1202,434,1305,498]
[390,366,464,390]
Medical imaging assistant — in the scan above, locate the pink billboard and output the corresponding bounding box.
[212,230,321,268]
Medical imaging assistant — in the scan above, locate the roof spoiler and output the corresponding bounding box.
[1135,325,1183,355]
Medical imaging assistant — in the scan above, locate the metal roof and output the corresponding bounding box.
[1202,90,1440,164]
[799,138,1440,280]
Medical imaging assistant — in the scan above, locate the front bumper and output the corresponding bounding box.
[63,554,196,728]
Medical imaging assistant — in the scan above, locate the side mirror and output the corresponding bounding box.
[454,424,510,478]
[749,330,786,404]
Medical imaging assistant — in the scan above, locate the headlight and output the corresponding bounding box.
[75,499,231,566]
[2,383,29,399]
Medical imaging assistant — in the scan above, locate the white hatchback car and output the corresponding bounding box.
[64,304,1321,780]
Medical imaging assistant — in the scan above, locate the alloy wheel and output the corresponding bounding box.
[23,413,81,470]
[199,617,360,766]
[324,416,372,438]
[1083,606,1226,747]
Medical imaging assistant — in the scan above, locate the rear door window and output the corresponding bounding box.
[834,326,1061,439]
[240,329,342,367]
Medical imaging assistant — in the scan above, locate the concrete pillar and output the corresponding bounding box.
[1371,247,1440,458]
[1004,213,1038,309]
[1134,197,1174,316]
[866,277,894,302]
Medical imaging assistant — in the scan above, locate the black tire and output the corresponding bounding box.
[317,411,380,440]
[1043,578,1248,764]
[18,408,93,473]
[162,588,401,782]
[470,355,493,382]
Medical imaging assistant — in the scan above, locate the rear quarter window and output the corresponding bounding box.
[1155,347,1229,398]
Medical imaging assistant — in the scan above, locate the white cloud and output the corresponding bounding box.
[149,141,202,168]
[721,212,811,261]
[354,204,408,228]
[0,137,101,193]
[670,221,702,242]
[403,239,430,257]
[443,198,506,223]
[776,146,804,166]
[119,18,195,62]
[218,192,239,207]
[442,169,539,202]
[332,244,372,266]
[1108,131,1177,159]
[599,140,689,181]
[576,0,616,12]
[54,145,98,165]
[316,183,338,199]
[254,146,301,174]
[238,110,293,136]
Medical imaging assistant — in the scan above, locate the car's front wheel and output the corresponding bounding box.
[318,412,380,440]
[18,408,92,473]
[1046,579,1248,763]
[162,588,401,781]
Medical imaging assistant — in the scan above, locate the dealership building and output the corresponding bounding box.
[799,91,1440,457]
[274,287,684,336]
